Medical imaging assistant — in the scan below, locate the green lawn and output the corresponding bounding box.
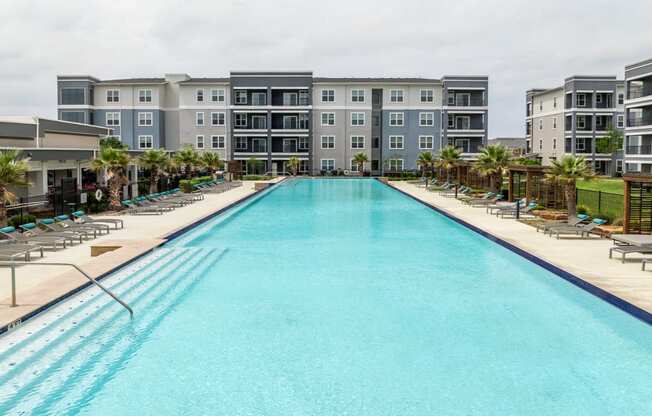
[576,178,624,195]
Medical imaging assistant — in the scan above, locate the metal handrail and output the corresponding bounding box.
[1,261,133,318]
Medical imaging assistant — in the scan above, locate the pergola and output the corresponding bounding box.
[507,165,547,203]
[623,174,652,234]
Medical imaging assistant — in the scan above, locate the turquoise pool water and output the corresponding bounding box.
[1,178,652,415]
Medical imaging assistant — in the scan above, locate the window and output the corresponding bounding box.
[553,138,557,150]
[106,112,120,126]
[321,89,335,102]
[350,158,359,171]
[577,93,586,107]
[196,89,204,102]
[539,139,543,151]
[577,116,586,129]
[448,94,456,106]
[597,94,603,104]
[211,112,225,126]
[419,135,434,149]
[235,137,247,150]
[106,90,120,103]
[235,90,247,104]
[252,92,266,106]
[553,97,557,108]
[390,89,404,103]
[138,135,153,149]
[372,160,379,170]
[388,159,404,171]
[351,112,365,126]
[576,137,586,151]
[196,112,204,126]
[420,89,434,103]
[138,112,153,126]
[373,137,380,149]
[596,116,603,128]
[447,115,455,128]
[60,111,85,123]
[283,115,298,129]
[389,112,404,126]
[211,135,225,149]
[616,159,623,173]
[372,115,380,126]
[298,137,309,150]
[419,112,434,126]
[196,135,205,149]
[321,112,335,126]
[351,136,365,149]
[618,93,624,105]
[389,135,404,149]
[539,119,543,130]
[299,90,309,106]
[351,89,365,102]
[321,135,335,149]
[234,113,247,128]
[139,89,152,103]
[61,88,85,105]
[617,114,624,128]
[252,115,266,129]
[283,92,298,106]
[539,101,543,111]
[553,117,557,129]
[211,89,225,102]
[321,159,335,171]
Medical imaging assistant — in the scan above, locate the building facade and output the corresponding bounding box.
[624,58,652,173]
[525,76,625,176]
[57,72,489,175]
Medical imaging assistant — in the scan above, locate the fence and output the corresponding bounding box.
[576,189,623,220]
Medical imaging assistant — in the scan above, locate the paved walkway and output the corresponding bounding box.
[390,181,652,315]
[0,180,278,329]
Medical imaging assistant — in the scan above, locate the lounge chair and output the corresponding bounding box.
[548,223,599,239]
[496,202,538,219]
[55,215,110,235]
[38,218,96,240]
[0,242,44,261]
[0,226,67,250]
[71,210,124,230]
[122,200,165,215]
[610,245,652,264]
[20,223,81,245]
[469,194,504,207]
[486,198,526,215]
[537,215,589,233]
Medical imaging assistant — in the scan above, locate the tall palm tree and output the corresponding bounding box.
[353,152,369,175]
[473,144,512,193]
[416,152,436,187]
[286,156,300,176]
[435,145,462,182]
[545,155,594,217]
[173,145,200,178]
[201,152,223,175]
[91,146,131,211]
[0,150,30,226]
[138,148,170,194]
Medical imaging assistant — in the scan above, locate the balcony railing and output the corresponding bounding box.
[447,96,485,107]
[627,114,652,127]
[628,85,652,100]
[626,145,652,155]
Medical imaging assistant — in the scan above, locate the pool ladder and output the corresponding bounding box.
[1,261,133,318]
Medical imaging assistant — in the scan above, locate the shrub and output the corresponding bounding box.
[84,189,110,213]
[594,212,613,224]
[8,214,36,228]
[242,175,267,181]
[179,180,193,193]
[576,204,591,216]
[612,218,624,226]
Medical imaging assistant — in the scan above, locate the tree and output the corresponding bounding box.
[595,127,624,154]
[246,157,262,175]
[91,146,131,211]
[545,155,594,218]
[138,149,170,194]
[416,152,436,187]
[201,152,223,175]
[473,144,512,193]
[435,145,462,182]
[100,136,127,150]
[353,152,369,175]
[173,145,200,178]
[0,150,30,226]
[286,156,300,176]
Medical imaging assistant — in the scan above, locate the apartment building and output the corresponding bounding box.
[57,72,489,175]
[624,58,652,173]
[525,76,625,176]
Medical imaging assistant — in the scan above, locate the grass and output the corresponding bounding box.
[576,178,624,195]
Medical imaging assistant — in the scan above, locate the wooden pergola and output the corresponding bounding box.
[507,165,547,203]
[623,174,652,234]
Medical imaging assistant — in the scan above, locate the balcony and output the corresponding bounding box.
[271,137,309,154]
[626,145,652,155]
[233,113,267,130]
[232,89,267,106]
[271,114,309,131]
[447,92,485,107]
[271,89,310,107]
[447,114,484,131]
[233,138,268,156]
[595,93,614,109]
[627,113,652,128]
[628,78,652,100]
[447,138,483,154]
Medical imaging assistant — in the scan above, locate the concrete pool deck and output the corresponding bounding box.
[0,179,282,331]
[390,181,652,318]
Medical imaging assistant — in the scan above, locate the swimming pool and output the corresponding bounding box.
[1,178,652,415]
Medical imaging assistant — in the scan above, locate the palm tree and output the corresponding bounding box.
[100,136,128,150]
[286,156,300,176]
[91,146,131,211]
[0,150,30,226]
[353,152,369,175]
[201,152,223,175]
[545,155,594,217]
[416,152,436,187]
[435,145,462,182]
[138,149,170,194]
[173,145,200,178]
[473,144,512,193]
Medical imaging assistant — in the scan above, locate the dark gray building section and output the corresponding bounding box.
[38,118,110,137]
[442,76,489,155]
[624,58,652,173]
[56,76,97,125]
[0,121,36,139]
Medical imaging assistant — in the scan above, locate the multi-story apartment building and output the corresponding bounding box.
[57,72,489,175]
[525,76,625,175]
[624,58,652,173]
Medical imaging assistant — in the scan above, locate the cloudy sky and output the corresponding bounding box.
[1,0,650,137]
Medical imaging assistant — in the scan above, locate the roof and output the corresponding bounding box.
[0,116,37,125]
[178,77,230,84]
[313,77,441,84]
[96,78,167,85]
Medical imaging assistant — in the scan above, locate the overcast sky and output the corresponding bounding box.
[1,0,650,137]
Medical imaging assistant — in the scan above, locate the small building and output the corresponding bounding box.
[488,137,527,156]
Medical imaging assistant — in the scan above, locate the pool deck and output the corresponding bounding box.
[0,180,282,331]
[390,181,652,318]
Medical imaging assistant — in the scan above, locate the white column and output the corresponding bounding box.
[41,162,48,195]
[76,162,83,190]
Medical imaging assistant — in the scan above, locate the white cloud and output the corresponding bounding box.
[0,0,650,136]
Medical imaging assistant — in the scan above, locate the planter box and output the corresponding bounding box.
[254,182,271,191]
[534,210,568,220]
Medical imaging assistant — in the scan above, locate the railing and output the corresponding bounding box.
[628,85,652,100]
[627,114,652,127]
[1,261,133,317]
[626,144,652,155]
[448,96,485,107]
